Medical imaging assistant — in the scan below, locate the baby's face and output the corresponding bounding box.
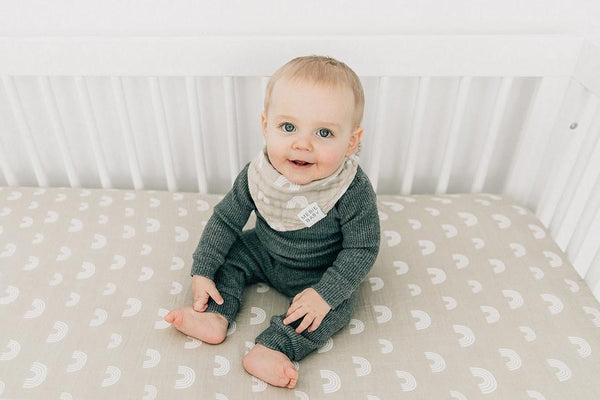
[261,78,363,185]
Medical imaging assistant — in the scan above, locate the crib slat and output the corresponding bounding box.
[592,246,600,293]
[591,260,600,301]
[224,77,240,185]
[0,142,18,186]
[149,77,178,192]
[111,77,144,190]
[185,77,208,194]
[2,76,48,187]
[570,178,600,278]
[368,76,390,193]
[504,76,571,209]
[0,77,18,185]
[581,240,600,296]
[39,76,81,188]
[472,77,513,193]
[402,76,430,195]
[566,112,600,263]
[75,76,112,189]
[554,96,600,248]
[538,93,599,242]
[436,76,471,194]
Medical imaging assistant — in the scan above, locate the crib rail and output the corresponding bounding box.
[0,35,599,300]
[0,35,582,76]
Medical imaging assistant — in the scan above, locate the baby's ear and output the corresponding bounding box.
[346,126,364,156]
[260,111,268,138]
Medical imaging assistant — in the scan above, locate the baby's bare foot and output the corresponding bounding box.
[242,344,298,389]
[164,306,228,344]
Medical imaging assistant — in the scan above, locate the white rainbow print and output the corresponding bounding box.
[320,370,341,394]
[22,362,47,389]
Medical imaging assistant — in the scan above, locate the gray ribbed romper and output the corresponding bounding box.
[191,163,380,361]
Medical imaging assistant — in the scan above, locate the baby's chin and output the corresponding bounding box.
[279,169,317,186]
[281,173,313,186]
[284,171,334,186]
[269,163,313,186]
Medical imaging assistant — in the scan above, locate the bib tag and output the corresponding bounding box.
[297,202,326,228]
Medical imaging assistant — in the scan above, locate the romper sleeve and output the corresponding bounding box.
[311,169,381,309]
[190,163,255,279]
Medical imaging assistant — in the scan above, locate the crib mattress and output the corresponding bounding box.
[1,187,599,399]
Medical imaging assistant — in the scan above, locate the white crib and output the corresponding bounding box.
[1,34,599,298]
[1,35,600,399]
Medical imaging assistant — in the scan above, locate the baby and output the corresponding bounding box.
[165,55,380,388]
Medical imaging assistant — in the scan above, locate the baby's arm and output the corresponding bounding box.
[190,164,254,296]
[285,172,381,333]
[311,174,380,310]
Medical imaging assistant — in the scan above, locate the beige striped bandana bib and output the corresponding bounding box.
[247,147,359,232]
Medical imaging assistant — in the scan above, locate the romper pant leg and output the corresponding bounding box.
[255,291,358,361]
[204,229,271,324]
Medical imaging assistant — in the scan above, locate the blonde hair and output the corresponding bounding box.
[264,55,365,126]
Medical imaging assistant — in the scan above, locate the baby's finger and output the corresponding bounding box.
[193,300,207,312]
[283,308,306,325]
[308,315,324,332]
[295,315,313,334]
[193,292,209,311]
[209,287,224,305]
[194,303,208,312]
[286,302,301,317]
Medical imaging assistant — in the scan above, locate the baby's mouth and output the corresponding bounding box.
[290,160,313,167]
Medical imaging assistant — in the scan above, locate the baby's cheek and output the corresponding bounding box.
[319,151,346,168]
[266,143,286,164]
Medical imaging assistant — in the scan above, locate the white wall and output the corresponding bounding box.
[0,0,599,40]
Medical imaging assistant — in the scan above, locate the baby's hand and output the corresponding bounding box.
[284,288,331,334]
[191,275,224,312]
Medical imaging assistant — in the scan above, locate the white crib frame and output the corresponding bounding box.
[1,34,599,299]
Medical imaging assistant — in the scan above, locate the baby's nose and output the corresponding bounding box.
[292,133,313,151]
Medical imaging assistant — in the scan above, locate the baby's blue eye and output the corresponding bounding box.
[317,128,332,138]
[282,123,295,133]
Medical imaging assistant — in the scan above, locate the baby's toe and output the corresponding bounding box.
[164,311,176,323]
[285,365,298,388]
[164,309,183,325]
